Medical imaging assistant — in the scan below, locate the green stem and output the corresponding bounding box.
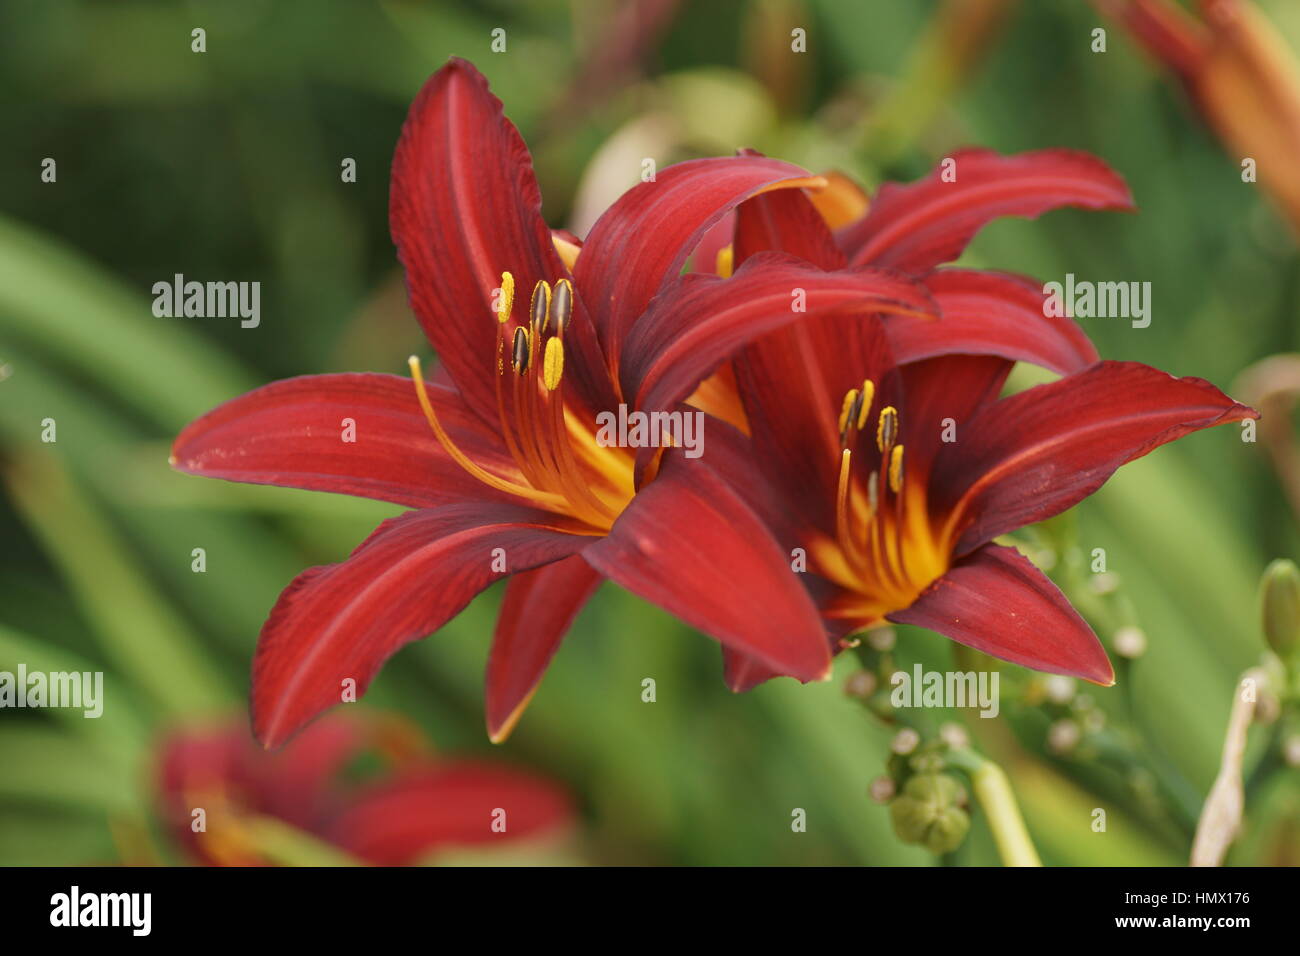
[949,749,1042,867]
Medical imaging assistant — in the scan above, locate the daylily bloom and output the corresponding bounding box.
[616,153,1258,688]
[681,144,1142,444]
[174,58,957,747]
[158,713,573,866]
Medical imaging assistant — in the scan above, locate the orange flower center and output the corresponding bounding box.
[812,381,949,626]
[408,270,635,533]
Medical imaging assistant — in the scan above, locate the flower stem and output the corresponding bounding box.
[948,748,1042,867]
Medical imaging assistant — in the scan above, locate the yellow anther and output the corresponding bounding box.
[543,336,565,391]
[857,380,875,429]
[530,280,551,334]
[876,405,899,453]
[511,326,531,373]
[889,445,905,493]
[715,245,735,278]
[497,272,515,323]
[838,388,860,436]
[550,278,573,337]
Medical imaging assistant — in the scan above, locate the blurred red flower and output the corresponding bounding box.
[157,713,573,866]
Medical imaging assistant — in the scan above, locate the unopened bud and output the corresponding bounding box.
[1044,675,1076,704]
[1048,719,1082,754]
[1113,626,1147,659]
[939,723,969,750]
[1260,559,1300,657]
[1283,735,1300,768]
[844,671,877,699]
[889,774,970,854]
[868,776,896,803]
[891,727,921,755]
[867,626,896,651]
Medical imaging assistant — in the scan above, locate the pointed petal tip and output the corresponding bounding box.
[1088,665,1117,688]
[485,697,531,745]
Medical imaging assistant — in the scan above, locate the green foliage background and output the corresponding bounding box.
[0,0,1297,865]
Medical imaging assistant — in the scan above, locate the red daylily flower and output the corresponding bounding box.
[615,151,1256,688]
[174,58,954,747]
[671,146,1138,458]
[158,713,573,866]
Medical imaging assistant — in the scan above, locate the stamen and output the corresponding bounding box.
[867,470,879,515]
[530,280,551,334]
[497,271,515,323]
[838,388,860,441]
[407,355,564,508]
[543,336,565,391]
[550,278,573,336]
[834,449,870,571]
[889,445,905,493]
[512,327,531,373]
[876,405,898,453]
[857,380,875,429]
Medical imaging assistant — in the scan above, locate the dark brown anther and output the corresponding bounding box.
[530,280,551,334]
[845,391,864,439]
[550,278,573,337]
[511,326,530,373]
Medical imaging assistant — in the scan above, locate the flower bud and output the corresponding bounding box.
[889,773,970,854]
[1260,559,1300,657]
[844,671,877,699]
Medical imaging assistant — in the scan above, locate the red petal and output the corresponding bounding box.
[839,148,1136,271]
[252,505,591,748]
[890,544,1114,684]
[933,361,1258,556]
[721,648,783,693]
[897,354,1013,488]
[485,555,602,742]
[326,762,574,865]
[390,59,609,424]
[575,156,824,365]
[892,269,1099,375]
[623,253,935,424]
[733,307,900,532]
[582,452,831,682]
[689,210,735,274]
[171,373,515,509]
[733,178,846,271]
[719,575,870,692]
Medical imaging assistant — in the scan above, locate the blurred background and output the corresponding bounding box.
[1,0,1298,866]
